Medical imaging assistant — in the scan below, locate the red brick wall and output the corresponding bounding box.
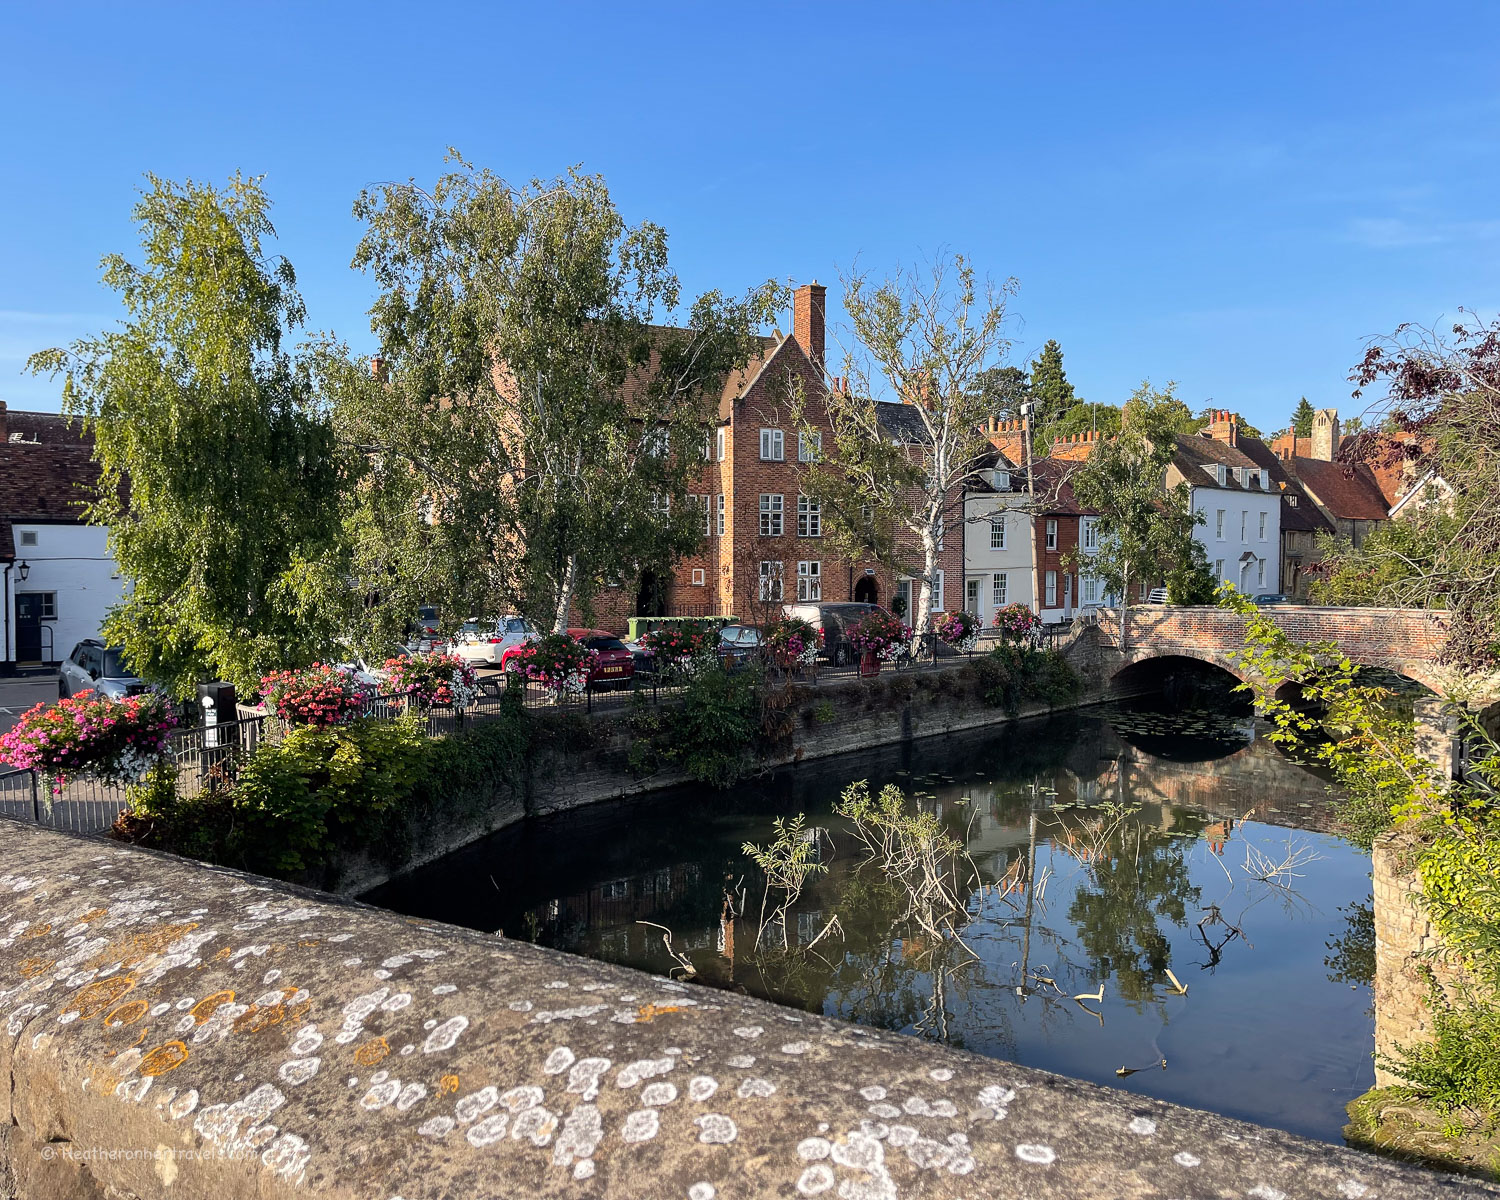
[1039,513,1080,609]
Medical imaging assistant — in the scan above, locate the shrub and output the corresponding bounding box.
[261,663,369,727]
[1382,981,1500,1122]
[659,666,760,787]
[847,610,911,661]
[384,651,478,709]
[0,690,176,791]
[509,633,598,696]
[969,644,1081,715]
[935,609,979,651]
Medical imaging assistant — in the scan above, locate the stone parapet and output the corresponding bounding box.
[0,821,1480,1199]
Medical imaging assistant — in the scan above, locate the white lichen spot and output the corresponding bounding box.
[1337,1183,1368,1199]
[360,1080,401,1111]
[1127,1116,1157,1136]
[396,1083,426,1111]
[261,1133,310,1182]
[544,1046,576,1075]
[380,955,411,969]
[432,984,457,995]
[423,1015,468,1054]
[616,1057,674,1088]
[928,1068,953,1082]
[278,1058,320,1087]
[688,1184,714,1200]
[1015,1143,1056,1165]
[780,1041,810,1055]
[466,1113,509,1147]
[455,1086,498,1123]
[641,1081,677,1106]
[498,1086,544,1113]
[868,1103,900,1120]
[566,1057,612,1100]
[859,1085,887,1102]
[694,1114,738,1145]
[380,993,412,1013]
[688,1076,718,1101]
[508,1000,532,1012]
[798,1136,831,1160]
[511,1105,559,1146]
[530,1004,609,1024]
[574,1159,595,1180]
[552,1103,603,1166]
[831,1130,884,1171]
[1174,1152,1201,1167]
[544,980,569,989]
[797,1164,835,1195]
[1248,1187,1287,1200]
[372,969,392,981]
[418,1116,454,1138]
[168,1089,198,1120]
[290,1027,323,1056]
[736,1078,775,1099]
[732,1026,763,1040]
[726,1055,755,1069]
[621,1108,660,1143]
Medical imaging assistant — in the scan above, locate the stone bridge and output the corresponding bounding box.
[1077,605,1454,697]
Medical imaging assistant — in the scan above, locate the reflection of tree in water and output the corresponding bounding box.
[1325,899,1375,990]
[1062,812,1202,1006]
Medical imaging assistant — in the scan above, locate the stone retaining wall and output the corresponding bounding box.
[0,821,1479,1200]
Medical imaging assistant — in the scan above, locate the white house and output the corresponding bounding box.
[962,462,1036,626]
[1,403,123,672]
[1169,418,1281,597]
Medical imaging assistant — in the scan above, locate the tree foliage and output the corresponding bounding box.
[28,174,351,697]
[1292,397,1316,437]
[795,254,1017,638]
[1067,383,1206,619]
[334,155,783,636]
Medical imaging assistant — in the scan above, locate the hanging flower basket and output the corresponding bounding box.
[640,623,715,678]
[260,663,371,728]
[935,609,981,653]
[384,651,478,710]
[0,690,177,795]
[847,610,912,668]
[993,602,1041,644]
[510,633,600,701]
[766,615,821,668]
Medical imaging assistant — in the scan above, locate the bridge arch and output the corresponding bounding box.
[1109,652,1250,709]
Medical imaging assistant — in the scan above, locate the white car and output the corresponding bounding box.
[448,616,538,666]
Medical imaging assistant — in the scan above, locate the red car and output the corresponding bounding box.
[568,628,635,689]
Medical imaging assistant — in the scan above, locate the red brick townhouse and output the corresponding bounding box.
[592,283,888,630]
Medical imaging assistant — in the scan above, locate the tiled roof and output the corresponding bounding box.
[0,432,101,560]
[874,401,932,445]
[1172,432,1268,492]
[1290,456,1392,522]
[1234,436,1333,534]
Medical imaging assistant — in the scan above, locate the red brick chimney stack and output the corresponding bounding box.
[370,355,386,383]
[1207,408,1238,447]
[793,281,826,376]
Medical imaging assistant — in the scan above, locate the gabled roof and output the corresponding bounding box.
[0,415,102,560]
[1289,456,1391,522]
[1234,436,1333,535]
[874,401,932,445]
[1171,432,1269,493]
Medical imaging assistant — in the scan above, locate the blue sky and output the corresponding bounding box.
[4,1,1498,433]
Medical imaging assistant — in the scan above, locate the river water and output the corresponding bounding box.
[367,699,1375,1144]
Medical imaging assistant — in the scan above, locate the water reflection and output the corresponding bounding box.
[368,703,1373,1143]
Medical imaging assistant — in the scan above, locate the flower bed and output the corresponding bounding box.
[847,610,913,663]
[509,633,599,699]
[260,663,370,728]
[994,602,1041,643]
[767,616,821,666]
[640,623,716,676]
[384,651,478,709]
[935,609,980,653]
[0,690,177,791]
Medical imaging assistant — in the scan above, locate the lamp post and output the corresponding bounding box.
[16,561,28,582]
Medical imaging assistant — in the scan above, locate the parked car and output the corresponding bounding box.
[413,605,442,641]
[781,602,888,667]
[1251,593,1291,606]
[450,616,538,666]
[718,624,764,669]
[568,628,635,690]
[59,641,153,699]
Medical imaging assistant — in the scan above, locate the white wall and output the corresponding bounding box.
[1192,485,1280,595]
[962,494,1035,624]
[7,523,124,664]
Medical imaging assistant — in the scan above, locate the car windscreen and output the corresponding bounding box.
[101,648,133,677]
[504,618,530,634]
[458,621,484,636]
[417,606,438,621]
[585,637,626,652]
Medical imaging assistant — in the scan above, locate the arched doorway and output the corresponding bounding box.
[853,575,879,604]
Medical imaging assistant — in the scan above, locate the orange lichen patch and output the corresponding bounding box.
[297,939,321,949]
[77,908,108,924]
[353,1036,390,1067]
[17,957,53,979]
[103,1000,150,1028]
[438,1074,460,1095]
[635,1003,683,1023]
[125,1028,148,1049]
[20,922,53,940]
[190,990,236,1024]
[212,947,234,962]
[139,1041,190,1076]
[88,922,200,971]
[65,976,135,1020]
[231,987,306,1035]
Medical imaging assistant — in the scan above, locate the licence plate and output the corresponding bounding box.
[603,667,621,674]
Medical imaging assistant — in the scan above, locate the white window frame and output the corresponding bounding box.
[990,516,1006,550]
[797,494,821,538]
[19,530,38,547]
[715,494,725,537]
[715,427,726,461]
[1240,510,1247,542]
[700,495,712,538]
[931,570,945,613]
[1082,574,1099,605]
[1082,517,1099,551]
[691,568,706,587]
[759,428,784,462]
[991,571,1008,607]
[797,431,822,462]
[1044,570,1058,607]
[1215,509,1225,540]
[758,561,783,601]
[759,493,783,537]
[1214,558,1224,579]
[649,493,671,516]
[796,560,821,601]
[1257,557,1266,588]
[992,469,1010,491]
[1045,519,1057,550]
[1258,511,1267,541]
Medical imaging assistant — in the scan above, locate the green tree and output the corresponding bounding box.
[1067,382,1206,645]
[970,364,1031,423]
[1028,338,1081,453]
[28,174,351,697]
[1047,402,1122,442]
[336,156,782,635]
[797,254,1018,641]
[1291,397,1316,437]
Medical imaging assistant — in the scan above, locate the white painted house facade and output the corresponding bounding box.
[961,466,1036,626]
[1169,424,1281,597]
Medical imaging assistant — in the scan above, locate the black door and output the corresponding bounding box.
[853,575,878,604]
[635,570,667,619]
[14,593,43,662]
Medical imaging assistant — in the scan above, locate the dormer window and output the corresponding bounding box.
[992,469,1010,490]
[1215,464,1227,487]
[1259,469,1269,490]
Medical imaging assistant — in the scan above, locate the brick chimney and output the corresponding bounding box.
[1311,408,1340,461]
[986,418,1027,464]
[792,281,826,375]
[1206,409,1238,447]
[370,355,386,383]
